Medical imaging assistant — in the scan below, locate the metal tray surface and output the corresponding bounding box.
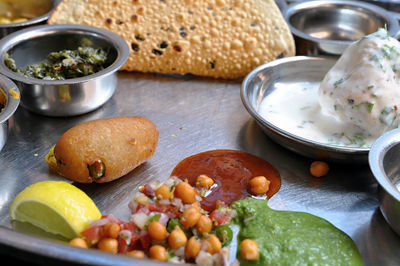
[0,71,399,265]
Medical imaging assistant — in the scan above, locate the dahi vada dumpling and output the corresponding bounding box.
[319,28,400,138]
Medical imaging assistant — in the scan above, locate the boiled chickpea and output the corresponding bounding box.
[203,234,222,254]
[174,181,196,204]
[168,227,187,249]
[69,238,88,248]
[155,184,173,200]
[240,239,259,261]
[134,195,149,205]
[195,174,214,189]
[97,238,118,254]
[185,236,201,259]
[310,161,329,177]
[149,245,168,261]
[103,222,121,239]
[148,221,168,240]
[180,206,201,227]
[195,215,212,235]
[126,250,145,259]
[249,176,270,195]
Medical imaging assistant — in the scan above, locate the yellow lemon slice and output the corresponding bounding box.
[9,181,101,240]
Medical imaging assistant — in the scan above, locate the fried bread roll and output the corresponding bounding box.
[46,116,158,183]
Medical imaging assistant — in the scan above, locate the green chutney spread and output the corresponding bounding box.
[232,198,363,266]
[4,47,108,80]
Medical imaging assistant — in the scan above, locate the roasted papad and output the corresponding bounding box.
[48,0,295,79]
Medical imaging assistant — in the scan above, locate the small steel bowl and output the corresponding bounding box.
[363,0,400,13]
[241,56,369,163]
[0,0,61,39]
[0,24,130,117]
[0,74,20,152]
[283,0,399,56]
[369,128,400,236]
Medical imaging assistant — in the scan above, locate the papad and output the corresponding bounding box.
[48,0,295,79]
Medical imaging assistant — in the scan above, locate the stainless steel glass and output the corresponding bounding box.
[283,0,399,56]
[369,128,400,236]
[0,24,130,117]
[0,74,19,152]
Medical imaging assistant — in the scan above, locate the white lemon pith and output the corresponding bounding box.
[9,181,101,240]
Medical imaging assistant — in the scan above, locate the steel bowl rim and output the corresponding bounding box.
[0,74,20,124]
[369,128,400,202]
[283,0,399,45]
[0,24,130,85]
[240,56,369,156]
[0,0,61,29]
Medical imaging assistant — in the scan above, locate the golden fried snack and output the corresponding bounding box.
[45,116,158,183]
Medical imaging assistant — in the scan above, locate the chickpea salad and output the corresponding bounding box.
[69,174,272,265]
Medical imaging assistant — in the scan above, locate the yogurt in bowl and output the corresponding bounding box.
[258,29,400,149]
[241,28,400,162]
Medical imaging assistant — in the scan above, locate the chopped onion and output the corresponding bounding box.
[158,213,169,226]
[88,214,120,228]
[139,229,148,237]
[87,218,110,228]
[230,260,240,266]
[149,180,163,190]
[195,195,203,202]
[183,204,192,211]
[128,200,138,214]
[173,246,185,257]
[165,176,181,187]
[119,230,132,245]
[144,184,154,197]
[220,246,230,266]
[195,250,213,266]
[158,199,170,205]
[171,198,183,206]
[131,212,149,229]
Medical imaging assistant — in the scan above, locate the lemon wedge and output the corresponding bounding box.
[9,181,101,240]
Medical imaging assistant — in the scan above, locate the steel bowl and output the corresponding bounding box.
[241,56,369,163]
[362,0,400,13]
[0,24,130,117]
[0,74,20,152]
[283,0,399,56]
[0,0,61,39]
[369,128,400,236]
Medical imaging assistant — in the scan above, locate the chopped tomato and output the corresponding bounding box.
[81,225,103,243]
[101,214,123,224]
[118,236,129,253]
[147,203,180,217]
[209,208,232,226]
[135,204,151,215]
[118,222,139,253]
[139,230,151,251]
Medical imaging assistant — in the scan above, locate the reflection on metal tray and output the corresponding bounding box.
[0,72,399,265]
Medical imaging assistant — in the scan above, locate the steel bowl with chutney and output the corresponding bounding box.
[0,24,130,117]
[369,128,400,236]
[0,0,61,39]
[0,74,20,152]
[283,0,399,56]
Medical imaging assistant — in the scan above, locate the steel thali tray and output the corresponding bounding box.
[0,71,399,265]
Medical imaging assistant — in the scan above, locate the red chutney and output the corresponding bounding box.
[171,149,281,212]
